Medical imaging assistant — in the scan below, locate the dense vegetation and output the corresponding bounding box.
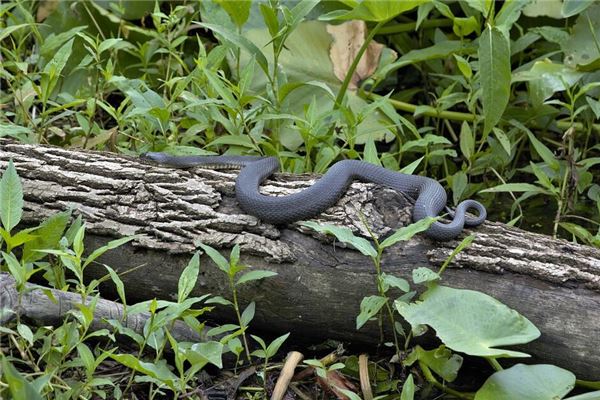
[1,0,600,399]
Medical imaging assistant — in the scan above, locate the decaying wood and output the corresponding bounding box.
[0,140,599,379]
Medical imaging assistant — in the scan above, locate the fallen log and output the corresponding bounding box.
[1,140,599,379]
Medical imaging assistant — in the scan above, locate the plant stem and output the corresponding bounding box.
[373,94,600,134]
[334,19,389,109]
[378,19,453,35]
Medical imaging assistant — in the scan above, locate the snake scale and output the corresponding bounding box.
[141,152,486,241]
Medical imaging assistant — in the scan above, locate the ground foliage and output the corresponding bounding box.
[1,0,600,399]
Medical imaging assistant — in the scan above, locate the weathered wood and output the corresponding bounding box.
[1,140,599,379]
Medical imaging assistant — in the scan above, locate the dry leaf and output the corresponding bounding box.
[37,0,59,22]
[327,20,388,90]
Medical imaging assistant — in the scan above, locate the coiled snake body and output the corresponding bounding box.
[142,153,486,241]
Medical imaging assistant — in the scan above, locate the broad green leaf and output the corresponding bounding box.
[453,16,478,37]
[0,160,23,232]
[403,345,462,382]
[1,357,44,400]
[465,0,493,16]
[185,341,224,369]
[496,0,532,32]
[16,324,34,346]
[396,285,540,357]
[479,25,511,135]
[197,242,230,273]
[380,217,437,249]
[400,374,415,400]
[23,211,70,263]
[381,273,410,293]
[512,60,584,103]
[195,22,269,77]
[110,354,178,389]
[563,4,600,69]
[451,171,468,205]
[562,0,595,17]
[474,364,575,400]
[178,252,200,303]
[236,270,278,285]
[320,0,428,21]
[565,391,600,400]
[301,221,377,258]
[481,183,551,195]
[216,0,251,28]
[412,267,440,284]
[356,295,387,330]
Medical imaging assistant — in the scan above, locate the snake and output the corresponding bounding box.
[141,152,486,241]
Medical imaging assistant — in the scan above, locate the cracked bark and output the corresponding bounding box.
[0,140,599,379]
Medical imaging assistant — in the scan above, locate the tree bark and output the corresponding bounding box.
[1,140,599,379]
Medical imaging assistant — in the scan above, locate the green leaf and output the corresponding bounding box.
[236,270,278,285]
[451,171,468,206]
[363,138,382,167]
[492,127,512,156]
[110,354,178,390]
[356,295,387,330]
[400,374,415,400]
[2,251,26,287]
[23,211,71,263]
[380,217,437,249]
[412,267,440,284]
[240,302,255,327]
[396,285,540,358]
[529,162,558,193]
[1,356,44,400]
[266,332,290,358]
[197,242,230,273]
[399,157,424,174]
[404,345,462,382]
[475,364,575,400]
[301,221,377,258]
[216,0,251,28]
[565,391,600,400]
[381,273,410,293]
[465,0,493,17]
[454,54,473,79]
[481,183,551,195]
[104,265,126,306]
[0,160,23,232]
[562,0,595,17]
[83,235,138,268]
[185,341,224,369]
[459,122,474,161]
[525,131,560,171]
[479,25,511,135]
[320,0,428,22]
[563,4,600,69]
[195,22,269,76]
[178,252,200,303]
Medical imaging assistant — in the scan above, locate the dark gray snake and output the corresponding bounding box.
[141,153,486,241]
